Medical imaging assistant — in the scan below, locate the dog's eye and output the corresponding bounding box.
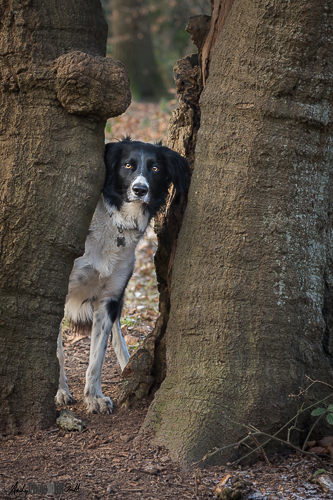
[152,166,159,172]
[125,163,132,169]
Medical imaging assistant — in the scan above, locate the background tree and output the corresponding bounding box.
[0,0,130,432]
[147,0,210,89]
[107,0,210,98]
[143,0,333,464]
[101,0,113,49]
[110,0,166,100]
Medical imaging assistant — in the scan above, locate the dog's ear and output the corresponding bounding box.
[104,142,124,175]
[161,147,191,196]
[103,142,124,209]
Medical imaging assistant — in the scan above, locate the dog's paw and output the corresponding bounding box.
[85,395,114,414]
[55,388,75,406]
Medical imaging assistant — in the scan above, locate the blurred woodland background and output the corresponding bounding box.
[101,0,210,100]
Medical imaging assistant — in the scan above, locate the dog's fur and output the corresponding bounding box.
[56,138,190,413]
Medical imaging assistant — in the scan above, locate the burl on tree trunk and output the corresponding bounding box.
[0,0,130,432]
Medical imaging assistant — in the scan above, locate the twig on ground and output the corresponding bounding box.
[192,437,250,466]
[248,432,270,466]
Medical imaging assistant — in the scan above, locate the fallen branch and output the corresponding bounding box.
[198,429,327,469]
[248,431,270,466]
[194,391,333,467]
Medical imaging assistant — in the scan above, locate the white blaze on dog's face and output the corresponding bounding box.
[128,174,150,203]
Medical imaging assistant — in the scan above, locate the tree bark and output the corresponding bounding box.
[0,0,130,432]
[144,0,333,464]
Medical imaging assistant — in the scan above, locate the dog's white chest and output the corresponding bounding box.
[84,196,149,278]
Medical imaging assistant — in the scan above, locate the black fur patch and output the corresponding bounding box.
[107,298,121,324]
[117,236,126,247]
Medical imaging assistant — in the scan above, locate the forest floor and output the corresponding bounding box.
[1,101,333,499]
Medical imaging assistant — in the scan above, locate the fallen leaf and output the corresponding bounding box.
[305,440,317,449]
[68,334,90,345]
[214,474,232,493]
[318,436,333,448]
[308,446,327,454]
[56,409,86,432]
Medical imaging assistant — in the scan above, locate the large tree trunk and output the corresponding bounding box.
[0,0,130,432]
[145,0,333,464]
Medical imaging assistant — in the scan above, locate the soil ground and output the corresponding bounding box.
[1,102,333,500]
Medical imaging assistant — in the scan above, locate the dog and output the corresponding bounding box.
[55,138,190,413]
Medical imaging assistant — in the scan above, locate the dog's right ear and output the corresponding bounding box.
[103,142,124,209]
[104,141,124,177]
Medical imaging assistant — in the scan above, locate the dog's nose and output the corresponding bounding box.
[132,184,148,197]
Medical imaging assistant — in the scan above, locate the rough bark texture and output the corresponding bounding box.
[145,0,333,465]
[0,0,130,432]
[153,52,203,384]
[200,0,235,85]
[55,51,130,119]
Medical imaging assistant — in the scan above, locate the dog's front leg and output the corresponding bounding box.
[55,324,75,405]
[84,299,117,414]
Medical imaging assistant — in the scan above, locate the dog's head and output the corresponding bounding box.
[103,138,190,216]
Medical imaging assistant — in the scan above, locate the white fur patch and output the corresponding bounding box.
[112,319,130,371]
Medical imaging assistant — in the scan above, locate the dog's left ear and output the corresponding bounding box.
[104,141,123,175]
[161,147,191,195]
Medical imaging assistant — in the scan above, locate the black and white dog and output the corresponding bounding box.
[56,138,189,414]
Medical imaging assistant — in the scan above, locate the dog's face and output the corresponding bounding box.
[115,142,168,205]
[103,138,190,217]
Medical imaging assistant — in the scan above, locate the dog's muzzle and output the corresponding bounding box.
[132,183,148,197]
[130,175,150,202]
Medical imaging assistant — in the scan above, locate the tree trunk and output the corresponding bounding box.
[110,0,166,100]
[152,50,203,385]
[0,0,130,433]
[144,0,333,464]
